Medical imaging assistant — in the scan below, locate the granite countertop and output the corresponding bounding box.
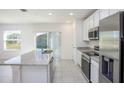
[77,47,93,53]
[0,50,53,66]
[77,47,100,64]
[91,56,99,64]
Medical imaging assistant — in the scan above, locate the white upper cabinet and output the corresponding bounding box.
[83,20,86,41]
[83,18,89,41]
[86,17,90,32]
[82,9,120,41]
[119,9,124,11]
[100,9,109,20]
[109,9,119,16]
[94,10,99,27]
[100,9,119,20]
[89,14,94,29]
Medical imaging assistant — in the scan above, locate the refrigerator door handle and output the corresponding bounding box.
[120,12,124,38]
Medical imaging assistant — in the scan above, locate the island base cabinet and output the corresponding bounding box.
[0,66,13,83]
[12,66,21,83]
[21,66,48,83]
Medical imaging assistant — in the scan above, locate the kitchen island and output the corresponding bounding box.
[0,50,54,83]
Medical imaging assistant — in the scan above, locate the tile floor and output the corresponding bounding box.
[52,60,87,83]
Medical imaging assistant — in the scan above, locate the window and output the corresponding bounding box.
[4,31,21,50]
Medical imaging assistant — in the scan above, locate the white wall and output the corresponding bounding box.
[0,23,73,60]
[60,24,73,59]
[33,23,73,60]
[0,24,35,59]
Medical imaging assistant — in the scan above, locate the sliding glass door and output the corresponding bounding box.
[36,32,61,60]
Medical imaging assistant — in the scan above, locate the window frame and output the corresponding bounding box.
[3,31,21,51]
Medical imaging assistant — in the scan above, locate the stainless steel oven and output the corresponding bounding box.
[81,55,91,82]
[101,56,114,82]
[81,46,99,83]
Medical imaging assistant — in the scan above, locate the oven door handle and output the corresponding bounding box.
[82,57,90,63]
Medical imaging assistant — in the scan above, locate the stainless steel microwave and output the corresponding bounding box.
[88,27,99,40]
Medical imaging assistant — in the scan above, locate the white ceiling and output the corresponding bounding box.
[0,9,96,24]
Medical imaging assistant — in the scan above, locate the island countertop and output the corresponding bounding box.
[0,50,53,66]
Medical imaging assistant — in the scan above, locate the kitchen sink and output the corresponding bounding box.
[42,50,53,54]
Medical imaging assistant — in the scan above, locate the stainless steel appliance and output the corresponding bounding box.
[89,29,94,40]
[81,54,91,82]
[99,12,124,83]
[88,27,99,40]
[94,27,99,40]
[81,46,99,83]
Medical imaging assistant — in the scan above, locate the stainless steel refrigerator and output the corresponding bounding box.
[99,12,124,83]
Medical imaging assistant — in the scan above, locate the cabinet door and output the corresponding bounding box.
[0,66,13,83]
[94,10,99,27]
[100,9,109,20]
[89,14,94,29]
[86,18,90,40]
[91,59,99,83]
[83,20,86,41]
[119,9,124,11]
[12,66,21,83]
[83,19,89,41]
[76,50,82,67]
[73,47,77,64]
[109,9,119,16]
[21,66,48,83]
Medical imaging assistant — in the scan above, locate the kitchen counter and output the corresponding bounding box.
[91,56,99,64]
[77,47,93,53]
[0,50,53,83]
[0,50,53,66]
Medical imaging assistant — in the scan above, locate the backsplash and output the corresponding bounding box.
[83,40,99,48]
[89,40,99,48]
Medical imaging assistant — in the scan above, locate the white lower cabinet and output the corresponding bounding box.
[91,59,99,83]
[0,66,13,83]
[12,66,21,83]
[21,66,48,83]
[73,47,77,64]
[76,50,82,67]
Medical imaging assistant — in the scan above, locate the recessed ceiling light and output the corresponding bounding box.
[20,9,27,12]
[69,13,74,16]
[48,13,53,15]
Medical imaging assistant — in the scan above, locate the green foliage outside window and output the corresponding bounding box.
[4,31,21,50]
[36,34,47,49]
